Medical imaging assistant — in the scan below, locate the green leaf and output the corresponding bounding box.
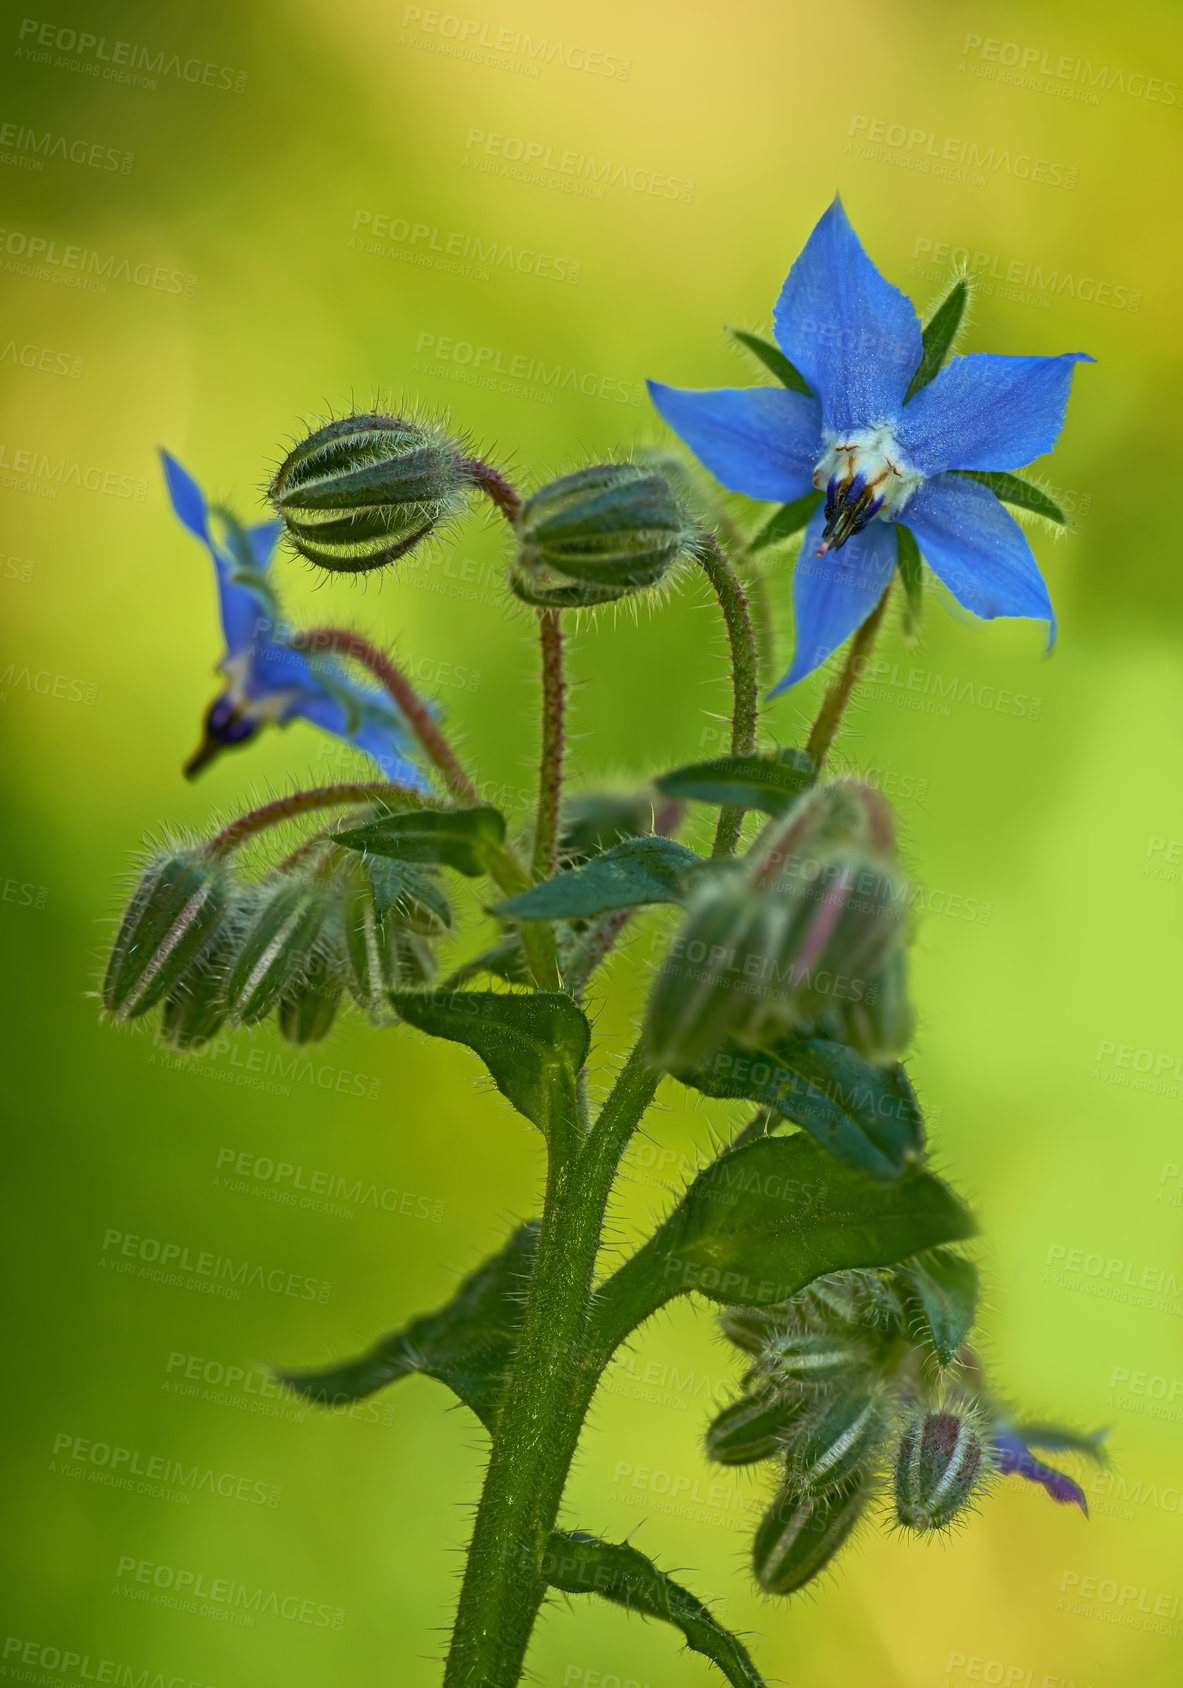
[747,491,822,554]
[674,1037,924,1182]
[278,1222,536,1431]
[594,1135,974,1347]
[389,990,590,1150]
[655,750,815,816]
[896,524,924,639]
[334,806,507,877]
[494,838,702,922]
[904,279,970,402]
[442,934,533,990]
[544,1532,765,1688]
[953,470,1069,526]
[364,857,451,928]
[901,1247,979,1365]
[727,327,813,397]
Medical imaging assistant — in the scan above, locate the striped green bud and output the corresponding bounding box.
[225,878,332,1024]
[894,1405,989,1533]
[706,1390,808,1466]
[719,1305,790,1355]
[103,848,228,1021]
[269,413,470,574]
[344,877,438,1012]
[277,948,345,1045]
[511,464,693,608]
[761,1331,867,1392]
[787,1388,890,1495]
[158,931,236,1051]
[753,1480,868,1595]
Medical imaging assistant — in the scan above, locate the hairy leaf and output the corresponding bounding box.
[390,990,590,1150]
[278,1222,537,1429]
[494,838,701,922]
[901,1247,979,1365]
[594,1135,973,1346]
[334,806,506,877]
[747,491,822,554]
[655,750,815,816]
[674,1037,924,1182]
[904,279,970,402]
[727,327,813,397]
[545,1532,765,1688]
[954,470,1069,526]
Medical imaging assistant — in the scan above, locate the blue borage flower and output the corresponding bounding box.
[990,1424,1098,1514]
[160,452,427,788]
[648,198,1092,693]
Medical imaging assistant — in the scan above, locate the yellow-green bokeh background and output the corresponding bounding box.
[4,1,1182,1683]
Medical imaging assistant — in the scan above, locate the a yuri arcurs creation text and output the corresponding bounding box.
[103,198,1100,1686]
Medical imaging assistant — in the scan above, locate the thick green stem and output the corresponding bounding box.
[532,610,565,882]
[696,535,760,858]
[804,581,893,769]
[443,1045,659,1688]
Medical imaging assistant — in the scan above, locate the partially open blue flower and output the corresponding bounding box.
[648,198,1092,693]
[990,1425,1095,1514]
[160,452,426,788]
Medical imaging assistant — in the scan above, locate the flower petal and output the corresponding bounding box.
[898,352,1092,474]
[161,450,273,660]
[772,198,922,433]
[647,381,821,502]
[294,681,428,790]
[246,521,282,571]
[903,474,1055,633]
[992,1430,1088,1514]
[770,505,897,694]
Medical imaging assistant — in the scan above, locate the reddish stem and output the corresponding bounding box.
[460,456,522,525]
[204,782,425,858]
[295,627,479,804]
[532,610,566,882]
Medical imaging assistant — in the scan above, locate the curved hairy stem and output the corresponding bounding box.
[460,455,522,524]
[532,609,565,882]
[296,627,480,803]
[805,581,893,768]
[696,534,760,857]
[203,782,430,857]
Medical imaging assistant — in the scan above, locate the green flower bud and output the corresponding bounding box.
[277,967,344,1046]
[719,1305,791,1355]
[103,848,228,1021]
[268,413,470,573]
[894,1404,989,1533]
[158,931,236,1051]
[511,464,694,607]
[706,1389,809,1466]
[787,1388,890,1495]
[761,1331,868,1392]
[753,1480,868,1595]
[645,782,912,1069]
[225,878,334,1024]
[343,875,439,1012]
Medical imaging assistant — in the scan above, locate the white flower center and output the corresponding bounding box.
[811,425,923,554]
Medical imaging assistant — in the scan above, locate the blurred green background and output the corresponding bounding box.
[4,1,1182,1683]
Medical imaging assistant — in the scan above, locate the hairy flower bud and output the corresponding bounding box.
[753,1479,868,1595]
[894,1405,989,1533]
[511,464,693,607]
[225,878,334,1024]
[787,1388,890,1495]
[761,1331,869,1393]
[269,413,470,573]
[277,968,344,1045]
[720,1305,791,1355]
[103,848,228,1021]
[645,782,912,1068]
[158,930,237,1051]
[707,1389,809,1466]
[344,877,439,1012]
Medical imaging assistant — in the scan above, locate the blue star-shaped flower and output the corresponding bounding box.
[160,451,427,788]
[648,198,1092,693]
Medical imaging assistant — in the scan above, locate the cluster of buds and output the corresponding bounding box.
[102,831,447,1051]
[268,413,475,573]
[646,780,914,1070]
[510,463,698,608]
[705,1266,1079,1597]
